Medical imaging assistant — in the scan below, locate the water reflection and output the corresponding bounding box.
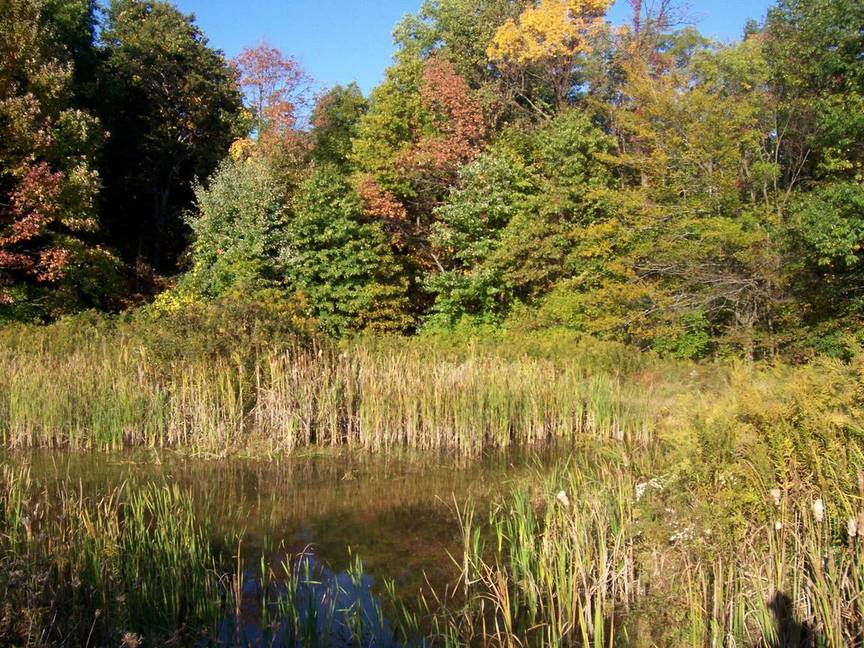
[9,446,562,599]
[217,552,399,648]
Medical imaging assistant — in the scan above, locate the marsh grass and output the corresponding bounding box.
[0,468,222,644]
[4,321,864,645]
[0,332,657,454]
[420,452,638,647]
[0,464,403,647]
[4,445,864,646]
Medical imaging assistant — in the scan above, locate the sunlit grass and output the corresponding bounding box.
[0,333,657,454]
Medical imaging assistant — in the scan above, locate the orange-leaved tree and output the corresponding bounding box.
[233,43,313,148]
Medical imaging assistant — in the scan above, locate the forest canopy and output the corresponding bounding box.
[2,0,863,361]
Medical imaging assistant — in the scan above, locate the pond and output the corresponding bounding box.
[1,445,567,646]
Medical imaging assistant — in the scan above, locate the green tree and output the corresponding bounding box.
[394,0,529,87]
[97,0,245,271]
[766,0,864,334]
[426,146,536,325]
[427,110,618,326]
[310,83,368,170]
[350,59,428,202]
[183,155,290,299]
[601,34,788,356]
[287,167,412,334]
[493,109,620,312]
[0,0,119,321]
[765,0,864,183]
[351,56,486,275]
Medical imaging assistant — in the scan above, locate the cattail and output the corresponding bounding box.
[770,488,782,507]
[813,499,825,524]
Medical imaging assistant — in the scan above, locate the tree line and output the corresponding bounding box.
[1,0,863,360]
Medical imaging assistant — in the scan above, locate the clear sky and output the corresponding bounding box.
[172,0,777,95]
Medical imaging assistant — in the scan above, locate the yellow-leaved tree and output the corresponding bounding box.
[487,0,610,111]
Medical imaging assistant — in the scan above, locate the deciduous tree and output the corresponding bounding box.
[487,0,612,111]
[310,83,368,170]
[234,43,313,145]
[97,0,244,271]
[0,0,118,320]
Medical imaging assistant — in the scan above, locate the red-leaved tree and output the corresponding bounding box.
[233,43,313,144]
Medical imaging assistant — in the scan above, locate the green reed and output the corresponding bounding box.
[0,466,229,645]
[4,322,864,645]
[0,334,655,454]
[5,446,864,646]
[424,453,637,647]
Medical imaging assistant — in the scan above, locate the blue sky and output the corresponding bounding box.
[172,0,776,95]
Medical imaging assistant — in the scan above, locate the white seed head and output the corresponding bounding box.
[556,490,570,508]
[769,488,782,507]
[848,517,858,539]
[774,520,783,531]
[813,499,825,524]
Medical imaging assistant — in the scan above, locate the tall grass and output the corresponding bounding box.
[675,498,864,647]
[432,455,637,647]
[0,465,226,645]
[4,446,864,645]
[416,450,864,647]
[0,334,655,453]
[4,317,864,644]
[0,464,402,647]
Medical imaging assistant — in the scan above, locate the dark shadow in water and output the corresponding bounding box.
[768,591,813,648]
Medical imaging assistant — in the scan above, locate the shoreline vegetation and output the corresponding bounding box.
[0,310,860,459]
[3,436,864,646]
[2,314,864,645]
[0,322,656,454]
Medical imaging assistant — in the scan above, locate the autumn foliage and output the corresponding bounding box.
[405,56,486,178]
[2,0,864,359]
[234,43,312,145]
[488,0,611,107]
[354,57,486,268]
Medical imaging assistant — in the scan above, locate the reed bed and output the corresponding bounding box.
[0,464,226,645]
[4,445,864,645]
[4,322,864,645]
[432,456,638,647]
[417,449,864,647]
[0,337,654,453]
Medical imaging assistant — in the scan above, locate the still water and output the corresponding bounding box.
[7,446,564,646]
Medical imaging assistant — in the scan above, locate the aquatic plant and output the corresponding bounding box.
[0,331,656,454]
